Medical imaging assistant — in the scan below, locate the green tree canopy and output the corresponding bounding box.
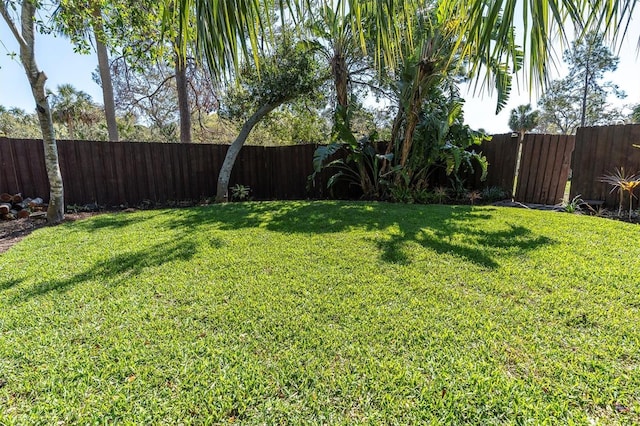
[537,32,626,134]
[508,104,539,138]
[49,84,104,139]
[630,104,640,124]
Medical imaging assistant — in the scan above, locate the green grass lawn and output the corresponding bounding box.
[1,201,639,424]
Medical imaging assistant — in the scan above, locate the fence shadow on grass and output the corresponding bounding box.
[8,239,197,303]
[168,201,554,269]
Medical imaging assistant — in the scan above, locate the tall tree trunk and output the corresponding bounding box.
[216,102,281,202]
[580,59,590,128]
[380,103,404,177]
[92,6,119,142]
[33,79,64,223]
[332,51,349,110]
[399,60,432,168]
[400,101,420,167]
[331,50,350,134]
[175,53,191,143]
[66,113,75,139]
[0,0,65,223]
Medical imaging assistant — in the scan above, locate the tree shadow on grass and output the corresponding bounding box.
[63,211,170,233]
[9,239,197,303]
[0,277,22,291]
[379,223,553,268]
[167,201,554,269]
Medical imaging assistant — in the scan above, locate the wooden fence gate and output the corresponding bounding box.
[514,133,575,205]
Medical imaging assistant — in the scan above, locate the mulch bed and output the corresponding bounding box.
[0,218,46,254]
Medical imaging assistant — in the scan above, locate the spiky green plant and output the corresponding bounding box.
[599,167,640,218]
[432,186,449,204]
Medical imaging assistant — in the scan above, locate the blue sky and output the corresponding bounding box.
[1,16,638,134]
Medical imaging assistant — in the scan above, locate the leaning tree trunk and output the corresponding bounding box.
[92,6,119,142]
[215,102,281,202]
[175,52,192,143]
[0,0,65,223]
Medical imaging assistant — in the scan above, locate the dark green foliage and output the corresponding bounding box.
[220,36,324,122]
[391,87,489,193]
[508,104,539,136]
[0,107,41,138]
[311,137,393,200]
[630,104,640,124]
[481,186,510,202]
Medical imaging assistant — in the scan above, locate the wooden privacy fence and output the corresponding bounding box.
[570,124,640,206]
[0,138,320,206]
[514,133,575,205]
[471,133,575,205]
[2,126,638,207]
[469,133,519,191]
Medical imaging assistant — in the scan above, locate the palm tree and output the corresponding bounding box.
[509,104,539,141]
[49,84,102,139]
[54,0,121,141]
[306,3,359,133]
[448,0,637,88]
[170,0,636,202]
[177,0,638,93]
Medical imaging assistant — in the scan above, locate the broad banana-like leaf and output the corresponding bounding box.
[313,143,342,172]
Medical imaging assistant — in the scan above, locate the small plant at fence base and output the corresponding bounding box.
[432,186,449,204]
[467,190,482,205]
[598,168,640,218]
[481,186,509,203]
[560,194,584,214]
[230,184,251,202]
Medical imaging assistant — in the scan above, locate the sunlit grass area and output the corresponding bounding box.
[1,201,639,424]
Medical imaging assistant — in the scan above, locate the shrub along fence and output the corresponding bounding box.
[1,124,638,208]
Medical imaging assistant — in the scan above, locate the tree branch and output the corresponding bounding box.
[131,74,175,107]
[351,78,396,101]
[0,2,29,52]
